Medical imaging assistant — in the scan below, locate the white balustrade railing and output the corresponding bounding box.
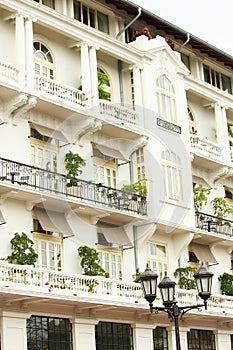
[34,76,86,106]
[99,101,139,125]
[1,262,233,314]
[190,135,222,160]
[0,61,19,84]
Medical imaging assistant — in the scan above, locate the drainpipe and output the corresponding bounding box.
[176,33,191,52]
[116,7,142,40]
[116,7,142,106]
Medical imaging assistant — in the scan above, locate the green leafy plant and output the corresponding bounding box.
[78,246,105,276]
[211,197,233,218]
[132,268,142,283]
[121,178,148,197]
[218,272,233,296]
[193,186,211,212]
[228,122,233,138]
[98,70,111,101]
[65,151,86,187]
[6,232,38,266]
[174,266,198,290]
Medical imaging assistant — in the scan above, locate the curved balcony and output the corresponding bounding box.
[0,262,232,316]
[0,157,147,216]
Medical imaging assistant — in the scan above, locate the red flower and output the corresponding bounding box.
[44,281,49,286]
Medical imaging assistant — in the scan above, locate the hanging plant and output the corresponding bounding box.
[65,151,86,187]
[6,232,38,266]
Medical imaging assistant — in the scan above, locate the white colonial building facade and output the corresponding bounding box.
[0,0,233,349]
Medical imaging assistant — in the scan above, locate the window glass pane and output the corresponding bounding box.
[222,74,232,94]
[95,322,133,350]
[74,0,81,21]
[203,65,211,83]
[97,11,109,33]
[82,5,88,25]
[89,8,95,28]
[156,245,166,257]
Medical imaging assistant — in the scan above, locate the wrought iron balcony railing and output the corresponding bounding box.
[195,212,233,236]
[0,158,147,216]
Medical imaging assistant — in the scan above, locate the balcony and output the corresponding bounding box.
[0,158,147,216]
[190,135,222,162]
[0,60,139,127]
[0,262,233,316]
[195,212,233,236]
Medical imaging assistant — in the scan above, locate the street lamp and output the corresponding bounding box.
[140,264,213,350]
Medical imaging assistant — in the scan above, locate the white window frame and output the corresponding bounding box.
[156,75,177,124]
[33,219,63,271]
[33,41,54,79]
[98,246,123,279]
[147,242,168,281]
[161,150,183,201]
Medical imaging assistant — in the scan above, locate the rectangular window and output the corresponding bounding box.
[203,64,232,94]
[73,1,109,34]
[187,329,216,350]
[27,316,73,350]
[95,322,134,350]
[33,219,63,271]
[147,242,168,280]
[98,248,123,279]
[181,53,190,71]
[33,0,55,9]
[153,327,169,350]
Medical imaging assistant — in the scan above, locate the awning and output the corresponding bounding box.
[94,144,129,161]
[189,243,218,264]
[0,209,6,225]
[30,122,68,143]
[192,176,211,188]
[34,207,74,237]
[97,226,133,248]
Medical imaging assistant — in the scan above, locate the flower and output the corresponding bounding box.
[44,281,49,286]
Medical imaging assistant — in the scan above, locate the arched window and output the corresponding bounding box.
[97,67,111,101]
[156,75,177,123]
[33,41,54,79]
[161,150,183,201]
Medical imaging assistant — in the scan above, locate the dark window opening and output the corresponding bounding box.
[153,327,169,350]
[27,316,73,350]
[187,329,216,350]
[95,322,134,350]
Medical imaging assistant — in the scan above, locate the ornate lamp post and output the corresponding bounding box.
[140,265,213,350]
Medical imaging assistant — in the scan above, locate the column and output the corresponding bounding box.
[214,330,231,350]
[89,45,98,106]
[132,65,143,126]
[167,325,189,350]
[72,317,98,350]
[15,13,25,86]
[0,310,29,350]
[25,17,34,89]
[132,323,154,350]
[81,42,91,97]
[214,103,230,161]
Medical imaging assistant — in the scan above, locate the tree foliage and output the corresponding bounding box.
[174,266,198,290]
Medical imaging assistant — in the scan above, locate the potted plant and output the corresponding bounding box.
[121,178,147,200]
[174,266,197,290]
[211,197,233,232]
[193,186,211,212]
[65,151,85,187]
